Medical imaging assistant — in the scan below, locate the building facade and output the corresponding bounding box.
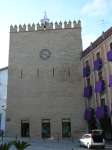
[0,66,8,134]
[81,27,112,140]
[5,20,85,138]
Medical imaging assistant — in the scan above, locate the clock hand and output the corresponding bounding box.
[43,53,47,56]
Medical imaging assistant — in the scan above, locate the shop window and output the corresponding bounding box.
[62,119,71,137]
[99,71,103,81]
[42,120,50,138]
[87,78,90,86]
[21,120,29,137]
[86,60,89,67]
[110,43,112,50]
[97,52,100,59]
[101,98,105,106]
[88,98,92,108]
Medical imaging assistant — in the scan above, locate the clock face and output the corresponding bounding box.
[39,49,51,60]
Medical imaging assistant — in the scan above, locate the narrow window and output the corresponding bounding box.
[101,98,105,106]
[99,71,102,81]
[53,68,54,77]
[86,60,89,67]
[37,69,39,76]
[88,99,92,108]
[87,78,90,86]
[21,70,22,79]
[97,52,100,59]
[68,67,70,76]
[110,43,112,50]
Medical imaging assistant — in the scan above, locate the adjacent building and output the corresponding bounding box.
[81,27,112,140]
[0,66,8,134]
[5,16,85,138]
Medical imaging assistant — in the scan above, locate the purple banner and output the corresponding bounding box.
[107,50,112,61]
[110,103,112,115]
[85,109,92,120]
[84,86,92,97]
[96,107,101,119]
[109,75,112,87]
[94,59,99,71]
[95,80,103,93]
[96,106,106,119]
[83,67,87,77]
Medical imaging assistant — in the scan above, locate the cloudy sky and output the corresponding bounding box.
[0,0,112,68]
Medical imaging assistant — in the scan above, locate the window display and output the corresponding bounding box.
[62,119,71,137]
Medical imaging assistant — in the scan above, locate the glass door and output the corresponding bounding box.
[62,119,71,137]
[21,120,29,137]
[42,120,50,138]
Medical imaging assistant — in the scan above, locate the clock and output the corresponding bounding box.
[39,49,51,60]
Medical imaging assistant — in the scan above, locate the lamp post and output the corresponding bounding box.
[2,105,6,111]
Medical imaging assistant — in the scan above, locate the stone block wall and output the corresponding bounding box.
[6,23,85,139]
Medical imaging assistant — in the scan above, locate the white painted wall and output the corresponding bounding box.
[0,67,8,134]
[1,114,6,132]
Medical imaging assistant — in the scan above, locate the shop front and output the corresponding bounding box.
[21,120,29,137]
[42,120,50,138]
[62,119,71,137]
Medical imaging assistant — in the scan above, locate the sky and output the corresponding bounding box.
[0,0,112,68]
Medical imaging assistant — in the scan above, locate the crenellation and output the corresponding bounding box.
[28,23,35,31]
[78,20,81,27]
[19,24,26,32]
[10,20,81,33]
[46,22,53,30]
[55,21,62,29]
[37,23,44,30]
[73,20,81,28]
[10,25,17,32]
[64,20,71,28]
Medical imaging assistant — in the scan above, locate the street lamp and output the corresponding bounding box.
[2,105,6,111]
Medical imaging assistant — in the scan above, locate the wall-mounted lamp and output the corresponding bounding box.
[2,105,6,111]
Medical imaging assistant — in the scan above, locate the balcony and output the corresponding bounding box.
[107,50,112,61]
[96,106,106,119]
[84,86,92,97]
[95,80,104,93]
[94,59,102,71]
[83,66,90,77]
[85,109,92,120]
[109,75,112,87]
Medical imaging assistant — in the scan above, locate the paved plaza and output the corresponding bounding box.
[0,137,112,150]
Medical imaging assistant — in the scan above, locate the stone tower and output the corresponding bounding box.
[5,19,85,139]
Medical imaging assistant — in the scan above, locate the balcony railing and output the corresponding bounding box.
[95,80,104,93]
[85,109,92,120]
[107,50,112,61]
[96,106,106,119]
[83,66,90,77]
[84,86,92,97]
[94,59,102,71]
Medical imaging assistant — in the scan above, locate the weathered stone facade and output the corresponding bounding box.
[81,27,112,139]
[5,21,85,139]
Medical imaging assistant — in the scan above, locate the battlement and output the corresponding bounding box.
[10,20,81,32]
